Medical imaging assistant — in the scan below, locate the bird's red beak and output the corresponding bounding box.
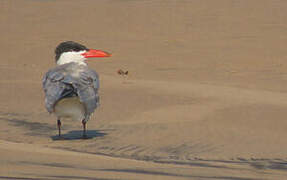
[81,49,111,58]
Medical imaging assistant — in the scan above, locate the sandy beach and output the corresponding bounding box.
[1,0,287,179]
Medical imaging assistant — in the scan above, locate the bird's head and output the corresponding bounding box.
[55,41,111,65]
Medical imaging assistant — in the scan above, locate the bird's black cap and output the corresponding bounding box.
[55,41,89,62]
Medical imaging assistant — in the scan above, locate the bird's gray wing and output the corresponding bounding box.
[42,63,100,115]
[43,69,64,113]
[42,63,76,113]
[74,66,100,116]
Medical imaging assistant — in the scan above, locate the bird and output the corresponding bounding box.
[42,41,111,138]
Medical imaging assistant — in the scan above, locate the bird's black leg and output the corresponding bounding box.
[57,119,62,137]
[82,119,87,138]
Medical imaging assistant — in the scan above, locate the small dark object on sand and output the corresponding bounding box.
[117,69,128,76]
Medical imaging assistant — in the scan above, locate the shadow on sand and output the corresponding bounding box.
[51,130,107,141]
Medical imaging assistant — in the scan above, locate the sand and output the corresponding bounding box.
[1,0,287,179]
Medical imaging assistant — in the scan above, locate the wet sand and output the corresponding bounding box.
[1,0,287,179]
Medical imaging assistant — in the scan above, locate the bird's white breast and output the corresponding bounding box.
[54,97,85,121]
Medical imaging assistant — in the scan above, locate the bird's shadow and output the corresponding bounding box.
[51,130,107,141]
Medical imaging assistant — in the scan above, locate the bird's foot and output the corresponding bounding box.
[82,134,88,139]
[54,135,65,140]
